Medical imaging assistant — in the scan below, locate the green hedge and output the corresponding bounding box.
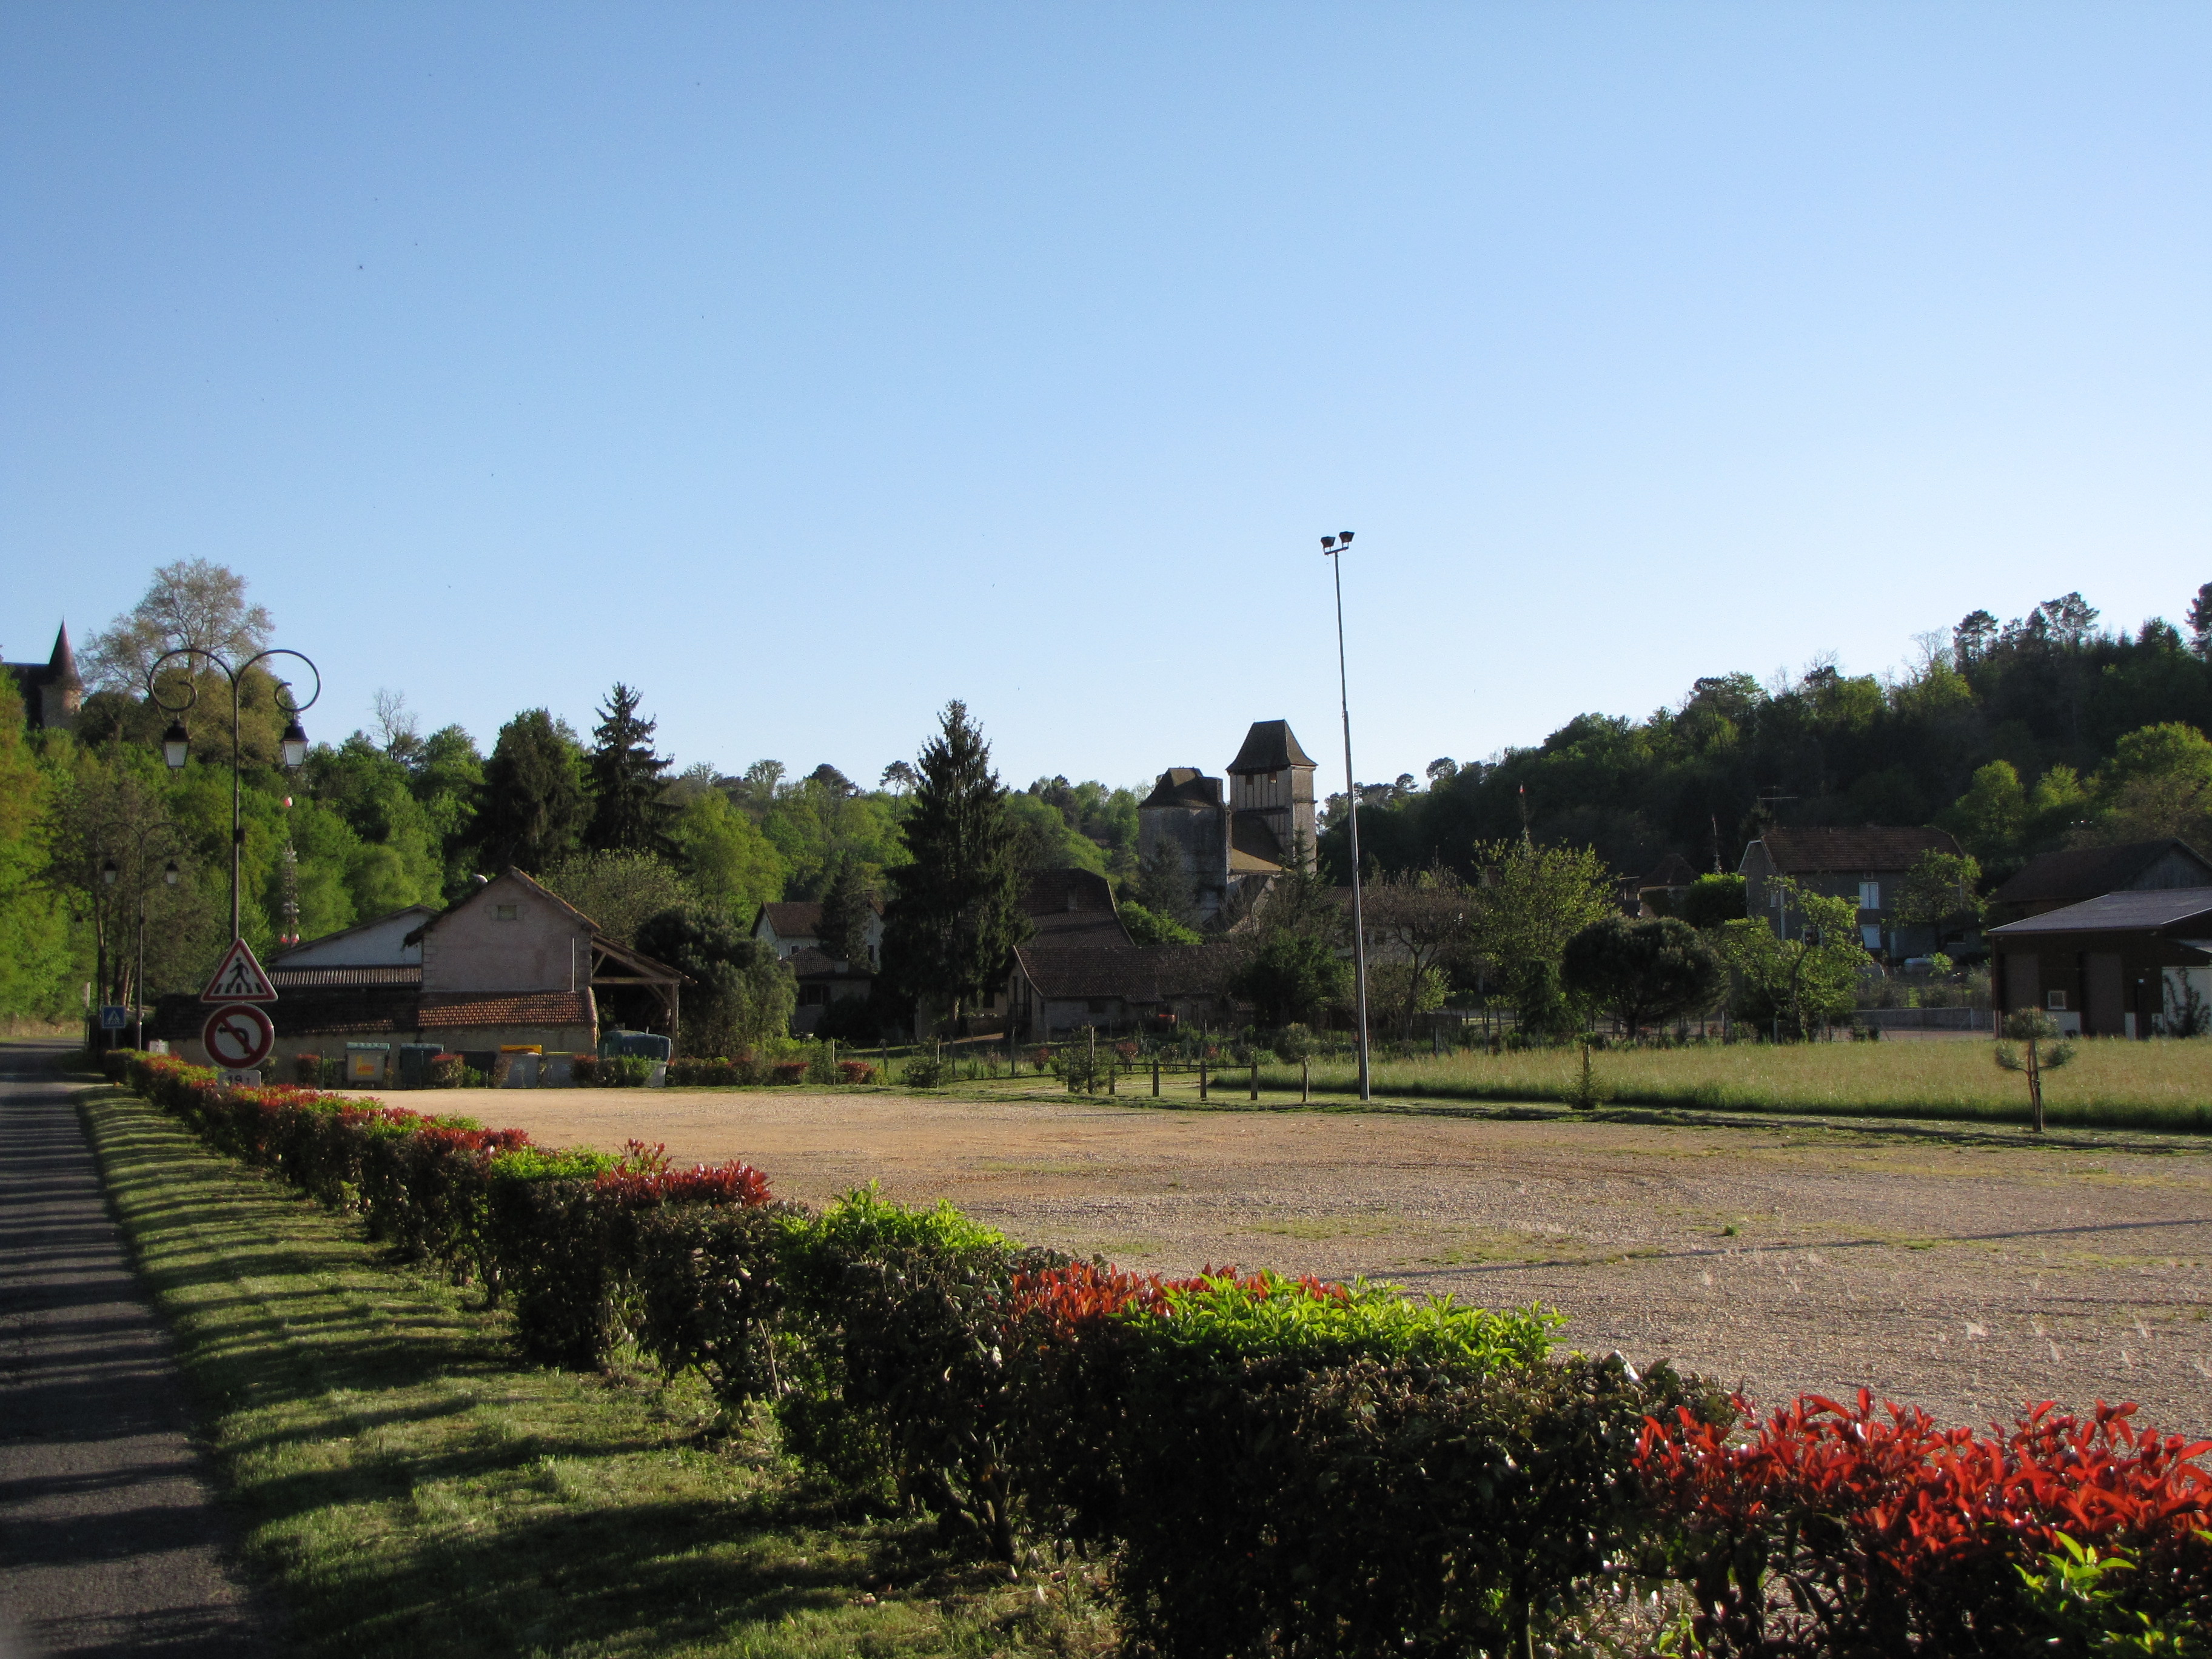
[106,1049,2210,1657]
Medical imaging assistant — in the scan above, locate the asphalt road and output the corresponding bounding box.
[0,1045,271,1657]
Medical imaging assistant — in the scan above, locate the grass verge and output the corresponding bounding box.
[78,1083,1111,1659]
[1254,1037,2212,1131]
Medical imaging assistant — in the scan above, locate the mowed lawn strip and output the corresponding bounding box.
[76,1084,1109,1659]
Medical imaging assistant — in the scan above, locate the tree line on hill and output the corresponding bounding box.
[7,561,2208,1049]
[1321,583,2212,894]
[0,561,1147,1035]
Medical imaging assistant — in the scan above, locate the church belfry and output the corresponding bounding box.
[1137,719,1318,922]
[1224,720,1317,874]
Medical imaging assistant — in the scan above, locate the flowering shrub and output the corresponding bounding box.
[568,1051,600,1085]
[835,1059,874,1084]
[427,1052,466,1087]
[1634,1390,2212,1654]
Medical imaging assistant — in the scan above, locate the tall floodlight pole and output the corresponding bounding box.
[147,647,320,943]
[1321,532,1372,1102]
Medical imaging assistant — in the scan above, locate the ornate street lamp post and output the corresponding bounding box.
[147,647,319,943]
[101,821,186,1050]
[1321,532,1372,1102]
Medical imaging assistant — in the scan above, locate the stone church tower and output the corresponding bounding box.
[1138,720,1318,922]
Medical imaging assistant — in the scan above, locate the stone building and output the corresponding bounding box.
[5,626,82,732]
[1138,720,1318,922]
[1738,825,1968,958]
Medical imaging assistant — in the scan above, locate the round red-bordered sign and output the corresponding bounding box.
[202,1003,276,1070]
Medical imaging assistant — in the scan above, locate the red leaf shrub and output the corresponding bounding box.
[835,1059,874,1084]
[769,1060,808,1085]
[1635,1389,2212,1654]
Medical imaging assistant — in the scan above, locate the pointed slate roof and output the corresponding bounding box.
[1227,720,1316,774]
[47,625,81,689]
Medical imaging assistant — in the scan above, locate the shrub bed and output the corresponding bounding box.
[99,1048,2212,1657]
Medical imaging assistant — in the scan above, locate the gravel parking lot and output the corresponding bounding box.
[404,1082,2212,1434]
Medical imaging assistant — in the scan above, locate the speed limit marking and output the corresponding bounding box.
[201,1004,276,1071]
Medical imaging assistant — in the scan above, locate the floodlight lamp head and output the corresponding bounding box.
[1339,530,1354,544]
[1321,535,1336,552]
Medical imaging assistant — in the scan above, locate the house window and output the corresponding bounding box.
[2048,990,2067,1011]
[1087,999,1111,1015]
[494,903,518,921]
[800,985,828,1007]
[1857,881,1880,911]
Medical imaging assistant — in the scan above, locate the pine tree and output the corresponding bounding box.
[585,683,676,854]
[881,701,1030,1033]
[476,709,588,874]
[817,855,874,965]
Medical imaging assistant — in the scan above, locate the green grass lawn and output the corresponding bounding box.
[1244,1036,2212,1130]
[78,1084,1111,1659]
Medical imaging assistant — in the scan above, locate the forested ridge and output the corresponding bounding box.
[6,566,2208,1026]
[1322,584,2212,890]
[1,562,1142,1025]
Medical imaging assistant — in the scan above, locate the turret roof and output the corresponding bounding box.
[1227,720,1315,774]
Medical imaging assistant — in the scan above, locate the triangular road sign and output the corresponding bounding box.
[199,937,279,1004]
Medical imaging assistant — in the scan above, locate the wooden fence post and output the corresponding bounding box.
[1301,1056,1309,1103]
[1199,1055,1208,1101]
[1151,1058,1160,1098]
[1248,1058,1258,1101]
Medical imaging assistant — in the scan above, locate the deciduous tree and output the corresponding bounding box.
[1362,866,1473,1036]
[1892,850,1985,954]
[633,905,796,1057]
[81,558,273,691]
[476,709,588,874]
[1561,916,1723,1037]
[541,849,691,946]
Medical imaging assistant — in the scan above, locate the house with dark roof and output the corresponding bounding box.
[152,869,687,1078]
[1986,840,2212,928]
[5,626,83,732]
[1740,825,1967,958]
[752,898,883,967]
[1988,886,2212,1038]
[1008,941,1242,1038]
[1138,720,1318,922]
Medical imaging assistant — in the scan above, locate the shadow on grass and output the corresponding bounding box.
[79,1088,1079,1659]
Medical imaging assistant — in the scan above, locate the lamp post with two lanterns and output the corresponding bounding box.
[147,646,319,946]
[100,822,187,1051]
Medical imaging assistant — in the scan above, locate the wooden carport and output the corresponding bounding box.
[590,937,691,1050]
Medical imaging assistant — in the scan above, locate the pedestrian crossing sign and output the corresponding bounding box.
[199,938,279,1004]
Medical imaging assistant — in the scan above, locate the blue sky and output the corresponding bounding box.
[6,4,2207,794]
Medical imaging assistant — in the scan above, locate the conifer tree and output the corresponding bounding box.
[817,854,874,965]
[882,701,1030,1033]
[585,682,676,854]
